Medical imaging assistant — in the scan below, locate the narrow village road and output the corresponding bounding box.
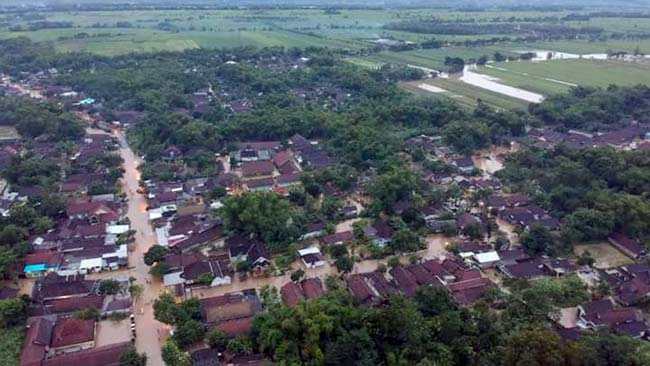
[117,132,166,365]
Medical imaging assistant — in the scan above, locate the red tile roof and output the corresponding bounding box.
[50,318,95,348]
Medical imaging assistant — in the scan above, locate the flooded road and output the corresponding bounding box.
[117,132,166,365]
[460,65,545,103]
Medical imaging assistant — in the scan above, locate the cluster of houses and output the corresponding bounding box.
[20,273,134,366]
[528,123,650,151]
[24,133,129,278]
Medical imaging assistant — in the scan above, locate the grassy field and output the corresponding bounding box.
[574,242,634,269]
[402,78,531,111]
[475,59,650,95]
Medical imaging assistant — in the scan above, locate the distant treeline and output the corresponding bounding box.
[384,20,604,38]
[9,21,74,31]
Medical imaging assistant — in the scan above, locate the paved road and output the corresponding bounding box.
[117,132,166,365]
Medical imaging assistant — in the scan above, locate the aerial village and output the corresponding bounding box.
[2,52,650,366]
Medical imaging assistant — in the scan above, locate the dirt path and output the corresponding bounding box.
[117,132,166,365]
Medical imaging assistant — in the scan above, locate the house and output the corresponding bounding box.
[406,263,441,287]
[364,220,394,247]
[452,156,475,173]
[472,251,500,269]
[223,354,272,366]
[389,266,419,297]
[200,289,262,336]
[300,221,326,240]
[321,231,353,246]
[41,342,131,366]
[181,259,232,287]
[273,151,297,173]
[276,172,302,188]
[241,161,275,179]
[162,146,183,162]
[65,202,117,224]
[498,259,547,280]
[226,235,271,268]
[245,177,275,192]
[23,251,62,278]
[191,348,221,366]
[281,282,304,306]
[297,247,325,268]
[300,278,325,300]
[346,274,383,306]
[609,233,647,259]
[171,224,224,253]
[577,299,646,337]
[33,273,96,302]
[49,318,96,355]
[448,277,495,305]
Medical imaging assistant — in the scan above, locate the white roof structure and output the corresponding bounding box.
[107,225,130,235]
[474,251,500,264]
[163,271,186,287]
[298,247,322,257]
[80,258,104,270]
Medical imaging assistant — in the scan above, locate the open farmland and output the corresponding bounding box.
[402,78,531,111]
[475,59,650,95]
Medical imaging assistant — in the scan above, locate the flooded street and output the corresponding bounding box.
[460,65,545,103]
[116,131,166,365]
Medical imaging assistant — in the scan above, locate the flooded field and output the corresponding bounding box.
[460,65,545,103]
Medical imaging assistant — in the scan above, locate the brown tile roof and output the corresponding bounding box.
[241,161,275,177]
[321,231,353,245]
[42,342,130,366]
[281,281,304,306]
[24,251,62,267]
[201,290,262,324]
[217,317,254,337]
[406,264,441,286]
[300,278,325,300]
[389,266,418,297]
[50,318,95,348]
[37,274,96,301]
[44,295,105,315]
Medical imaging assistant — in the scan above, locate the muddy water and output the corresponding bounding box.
[460,65,545,103]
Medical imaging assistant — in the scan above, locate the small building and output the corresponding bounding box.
[297,247,325,268]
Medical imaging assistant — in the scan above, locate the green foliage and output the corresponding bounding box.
[98,279,122,295]
[0,326,25,366]
[0,96,84,140]
[153,293,179,325]
[520,225,557,256]
[173,319,205,347]
[206,327,230,351]
[119,346,147,366]
[161,341,191,366]
[0,296,30,328]
[74,306,101,321]
[389,228,425,254]
[220,192,299,250]
[370,166,419,212]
